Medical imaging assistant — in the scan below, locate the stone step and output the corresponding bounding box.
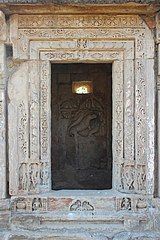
[10,211,147,232]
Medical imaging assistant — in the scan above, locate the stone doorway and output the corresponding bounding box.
[51,63,112,190]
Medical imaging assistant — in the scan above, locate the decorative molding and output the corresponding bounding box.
[29,61,40,161]
[18,15,144,29]
[29,39,134,60]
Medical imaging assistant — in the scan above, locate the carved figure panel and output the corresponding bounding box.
[19,163,28,191]
[29,163,39,191]
[32,198,42,211]
[120,164,146,192]
[121,164,135,191]
[121,197,132,210]
[70,200,94,211]
[40,162,49,186]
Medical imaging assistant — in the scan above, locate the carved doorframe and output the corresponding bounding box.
[8,14,155,196]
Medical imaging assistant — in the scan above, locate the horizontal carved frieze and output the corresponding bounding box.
[40,50,124,61]
[11,196,148,213]
[116,197,147,211]
[29,39,134,60]
[18,15,144,29]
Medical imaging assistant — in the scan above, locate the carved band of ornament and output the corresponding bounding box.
[135,60,146,164]
[40,50,124,61]
[116,197,147,212]
[124,62,135,162]
[29,63,40,161]
[18,101,28,159]
[41,62,49,158]
[11,196,47,212]
[11,195,147,213]
[18,15,144,29]
[30,95,39,159]
[29,39,135,60]
[18,28,145,41]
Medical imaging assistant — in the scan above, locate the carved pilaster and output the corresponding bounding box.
[8,61,29,196]
[157,11,160,196]
[146,59,155,195]
[0,11,7,199]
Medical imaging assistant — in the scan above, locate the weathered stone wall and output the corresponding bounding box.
[0,3,159,240]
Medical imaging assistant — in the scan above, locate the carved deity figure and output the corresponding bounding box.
[15,198,27,212]
[19,163,28,191]
[40,162,49,186]
[82,201,94,211]
[32,198,42,211]
[121,165,135,190]
[29,163,39,191]
[137,165,146,191]
[121,198,131,210]
[70,200,81,211]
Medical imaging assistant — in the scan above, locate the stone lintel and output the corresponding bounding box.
[0,2,159,15]
[0,0,158,4]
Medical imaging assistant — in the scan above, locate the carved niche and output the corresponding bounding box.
[8,14,155,195]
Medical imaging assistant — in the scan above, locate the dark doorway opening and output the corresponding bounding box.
[51,63,112,190]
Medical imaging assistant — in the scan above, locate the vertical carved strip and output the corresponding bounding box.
[29,61,40,162]
[112,60,124,189]
[0,11,7,199]
[124,59,135,163]
[135,59,146,166]
[40,61,51,191]
[8,62,29,195]
[119,59,136,192]
[134,59,147,194]
[0,89,6,198]
[145,59,155,195]
[157,11,160,196]
[18,101,28,163]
